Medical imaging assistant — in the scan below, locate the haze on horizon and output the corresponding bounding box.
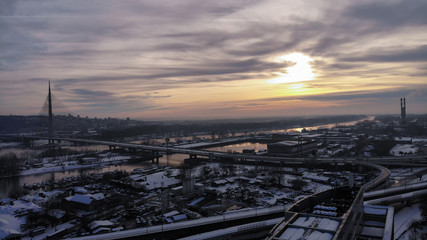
[0,0,426,120]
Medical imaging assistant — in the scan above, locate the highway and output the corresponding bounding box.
[364,180,427,200]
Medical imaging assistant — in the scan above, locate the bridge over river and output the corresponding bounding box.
[2,135,427,166]
[0,135,427,167]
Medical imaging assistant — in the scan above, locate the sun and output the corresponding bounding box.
[267,52,316,84]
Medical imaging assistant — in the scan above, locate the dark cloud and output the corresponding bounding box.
[261,88,419,102]
[125,93,172,100]
[0,0,17,16]
[51,58,284,89]
[72,89,112,98]
[0,18,48,71]
[340,45,427,63]
[346,0,427,26]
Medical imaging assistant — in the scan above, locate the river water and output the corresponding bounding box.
[0,116,372,198]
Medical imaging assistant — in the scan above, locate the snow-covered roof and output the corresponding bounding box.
[314,205,337,212]
[280,227,333,240]
[172,214,187,222]
[364,206,387,216]
[163,210,180,218]
[90,193,105,200]
[74,187,89,194]
[48,209,66,219]
[189,197,205,206]
[394,137,412,142]
[213,179,228,185]
[135,171,180,191]
[0,200,41,239]
[66,194,92,205]
[280,215,340,240]
[89,220,114,230]
[92,227,111,234]
[303,172,329,182]
[390,144,418,156]
[272,141,301,146]
[129,174,145,181]
[112,226,124,232]
[361,226,383,238]
[317,218,340,231]
[66,193,105,205]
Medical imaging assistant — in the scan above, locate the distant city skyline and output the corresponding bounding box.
[1,0,426,120]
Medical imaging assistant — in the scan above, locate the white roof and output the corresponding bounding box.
[163,210,180,218]
[89,220,114,230]
[394,137,412,141]
[66,194,92,205]
[66,193,105,205]
[90,193,105,200]
[47,209,66,219]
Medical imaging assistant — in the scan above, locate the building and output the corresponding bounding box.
[358,205,394,240]
[267,140,317,157]
[400,98,406,124]
[64,193,105,212]
[267,186,365,240]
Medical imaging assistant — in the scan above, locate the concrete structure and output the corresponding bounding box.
[267,186,365,240]
[364,180,427,201]
[183,175,195,194]
[266,163,392,240]
[267,140,317,157]
[358,205,394,240]
[400,98,406,124]
[48,81,54,146]
[64,193,105,212]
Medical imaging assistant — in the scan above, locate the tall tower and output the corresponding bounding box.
[48,81,54,144]
[400,98,406,124]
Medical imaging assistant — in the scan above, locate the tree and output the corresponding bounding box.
[0,152,21,175]
[8,186,29,199]
[290,179,307,191]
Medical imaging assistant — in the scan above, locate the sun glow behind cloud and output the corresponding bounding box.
[267,52,316,84]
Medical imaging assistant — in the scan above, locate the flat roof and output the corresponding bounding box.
[271,141,308,146]
[364,206,387,216]
[276,215,341,240]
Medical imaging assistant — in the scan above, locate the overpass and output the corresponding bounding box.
[364,188,427,205]
[363,180,427,205]
[364,180,427,200]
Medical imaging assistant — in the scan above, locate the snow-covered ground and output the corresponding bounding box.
[394,204,423,239]
[0,142,22,149]
[131,170,181,190]
[19,155,132,176]
[390,144,418,156]
[0,199,42,239]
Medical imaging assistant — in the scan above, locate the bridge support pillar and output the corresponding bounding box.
[152,150,160,164]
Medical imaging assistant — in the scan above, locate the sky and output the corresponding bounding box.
[0,0,426,120]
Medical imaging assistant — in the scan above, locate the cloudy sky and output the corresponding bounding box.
[1,0,426,120]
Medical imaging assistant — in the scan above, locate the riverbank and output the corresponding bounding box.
[0,155,132,179]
